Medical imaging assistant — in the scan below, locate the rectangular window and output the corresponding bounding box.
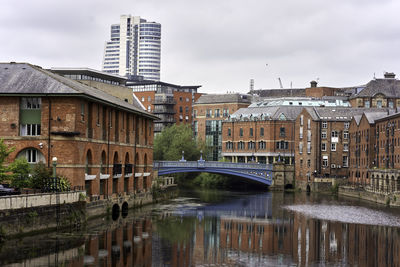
[343,156,349,167]
[307,142,311,154]
[193,109,197,118]
[300,115,303,126]
[20,124,41,136]
[343,143,349,151]
[228,128,231,137]
[307,159,311,168]
[307,130,311,142]
[21,97,41,109]
[331,143,336,151]
[322,157,328,167]
[299,127,303,139]
[20,97,41,136]
[343,131,349,139]
[206,109,211,118]
[322,121,327,128]
[331,131,338,137]
[250,128,253,137]
[321,143,326,151]
[321,131,327,139]
[307,119,311,129]
[260,127,264,136]
[299,142,303,154]
[280,127,285,137]
[377,100,382,108]
[215,109,220,117]
[81,103,85,121]
[239,128,243,137]
[365,100,370,108]
[344,122,350,129]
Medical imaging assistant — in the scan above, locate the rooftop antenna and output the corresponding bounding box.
[374,72,376,79]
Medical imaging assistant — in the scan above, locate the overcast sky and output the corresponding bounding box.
[1,0,400,93]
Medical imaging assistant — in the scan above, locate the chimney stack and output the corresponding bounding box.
[310,80,318,87]
[384,72,396,79]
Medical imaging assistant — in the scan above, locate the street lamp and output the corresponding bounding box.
[52,157,57,191]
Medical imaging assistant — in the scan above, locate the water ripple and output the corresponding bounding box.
[284,204,400,227]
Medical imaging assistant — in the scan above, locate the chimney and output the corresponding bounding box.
[384,72,396,79]
[310,80,318,87]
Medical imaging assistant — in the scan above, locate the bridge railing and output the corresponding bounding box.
[153,161,272,170]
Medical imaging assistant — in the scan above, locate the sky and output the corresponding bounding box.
[1,0,400,93]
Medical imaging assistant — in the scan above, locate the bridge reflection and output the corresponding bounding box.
[2,194,400,266]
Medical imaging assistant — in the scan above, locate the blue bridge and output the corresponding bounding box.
[153,160,273,186]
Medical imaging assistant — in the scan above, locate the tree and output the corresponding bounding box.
[8,158,31,189]
[0,138,15,182]
[154,124,205,161]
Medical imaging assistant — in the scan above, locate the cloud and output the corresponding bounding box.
[0,0,400,93]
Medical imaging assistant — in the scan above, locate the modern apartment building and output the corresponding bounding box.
[102,15,161,81]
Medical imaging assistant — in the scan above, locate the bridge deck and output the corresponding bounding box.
[154,160,273,186]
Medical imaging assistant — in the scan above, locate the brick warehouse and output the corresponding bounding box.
[0,62,158,198]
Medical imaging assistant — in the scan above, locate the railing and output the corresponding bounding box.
[154,161,271,170]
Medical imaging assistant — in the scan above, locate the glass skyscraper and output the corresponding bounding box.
[102,15,161,81]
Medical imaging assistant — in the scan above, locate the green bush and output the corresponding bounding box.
[193,172,229,188]
[8,158,31,189]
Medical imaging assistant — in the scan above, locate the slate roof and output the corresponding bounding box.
[228,106,304,121]
[364,112,389,124]
[313,107,391,121]
[194,93,252,104]
[351,78,400,98]
[0,63,157,119]
[252,88,306,98]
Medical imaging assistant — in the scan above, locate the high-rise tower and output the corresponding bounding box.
[102,15,161,81]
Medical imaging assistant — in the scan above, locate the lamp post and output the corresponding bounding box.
[52,157,57,191]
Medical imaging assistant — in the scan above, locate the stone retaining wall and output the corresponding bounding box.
[339,186,400,206]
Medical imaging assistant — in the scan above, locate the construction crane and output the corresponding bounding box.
[278,78,283,89]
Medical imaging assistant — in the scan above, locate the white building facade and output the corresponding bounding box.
[102,15,161,81]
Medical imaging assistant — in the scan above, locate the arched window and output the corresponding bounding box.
[17,148,45,164]
[100,151,106,174]
[85,150,93,174]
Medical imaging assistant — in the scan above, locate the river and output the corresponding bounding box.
[1,189,400,266]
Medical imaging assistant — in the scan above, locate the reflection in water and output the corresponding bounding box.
[1,191,400,266]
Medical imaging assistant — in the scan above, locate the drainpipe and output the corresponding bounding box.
[47,96,52,168]
[107,109,110,198]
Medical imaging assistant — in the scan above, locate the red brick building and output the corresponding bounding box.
[348,111,387,186]
[0,63,157,199]
[193,94,251,160]
[349,72,400,109]
[126,80,202,134]
[293,107,383,191]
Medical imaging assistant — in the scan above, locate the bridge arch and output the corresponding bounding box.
[155,161,273,186]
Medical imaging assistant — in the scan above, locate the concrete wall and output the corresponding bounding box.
[0,191,84,210]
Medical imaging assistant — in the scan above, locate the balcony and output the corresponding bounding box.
[153,97,176,105]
